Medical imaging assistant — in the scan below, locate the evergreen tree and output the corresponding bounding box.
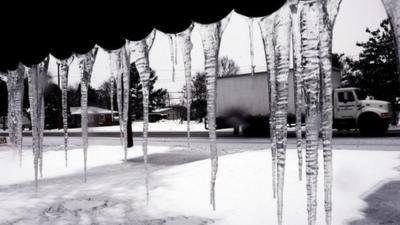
[349,19,399,102]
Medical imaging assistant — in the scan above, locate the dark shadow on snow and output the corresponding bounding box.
[349,180,400,225]
[127,152,209,166]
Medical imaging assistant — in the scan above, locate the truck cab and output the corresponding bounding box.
[333,87,392,135]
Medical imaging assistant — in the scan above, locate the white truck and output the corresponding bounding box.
[215,69,393,136]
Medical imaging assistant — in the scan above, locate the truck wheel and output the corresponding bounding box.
[233,126,240,135]
[358,113,387,136]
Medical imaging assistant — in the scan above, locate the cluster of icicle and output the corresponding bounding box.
[257,0,341,224]
[13,1,400,224]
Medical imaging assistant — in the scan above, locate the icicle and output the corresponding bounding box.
[39,94,44,177]
[110,45,130,161]
[129,30,156,203]
[319,1,342,224]
[6,72,17,147]
[7,66,25,165]
[290,1,304,181]
[110,77,114,123]
[167,34,177,82]
[26,57,49,190]
[258,15,278,199]
[177,24,194,150]
[197,13,231,211]
[109,50,124,149]
[27,66,40,190]
[77,48,98,183]
[272,5,292,225]
[381,0,400,76]
[58,57,74,168]
[300,2,321,224]
[247,17,256,75]
[122,46,130,159]
[174,34,178,64]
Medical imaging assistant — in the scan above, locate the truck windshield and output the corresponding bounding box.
[355,89,367,100]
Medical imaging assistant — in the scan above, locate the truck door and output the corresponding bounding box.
[335,90,358,119]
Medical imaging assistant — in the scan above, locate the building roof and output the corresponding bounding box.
[152,108,173,113]
[70,106,118,115]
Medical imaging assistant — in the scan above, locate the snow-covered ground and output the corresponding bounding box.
[0,143,399,225]
[47,120,209,132]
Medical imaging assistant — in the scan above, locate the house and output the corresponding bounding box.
[70,106,118,127]
[149,108,181,122]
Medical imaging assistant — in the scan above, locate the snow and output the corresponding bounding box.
[0,145,398,225]
[146,150,400,225]
[0,145,170,186]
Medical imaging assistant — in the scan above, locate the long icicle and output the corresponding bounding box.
[320,0,342,224]
[381,0,400,78]
[290,1,304,181]
[39,84,44,178]
[273,5,292,225]
[58,57,74,167]
[122,45,131,161]
[258,15,278,199]
[110,50,125,149]
[247,17,255,75]
[7,66,25,166]
[110,45,130,161]
[300,2,321,224]
[14,66,25,167]
[197,13,231,211]
[77,48,98,183]
[6,72,17,148]
[177,24,194,150]
[27,65,40,190]
[129,30,156,203]
[319,15,333,225]
[26,58,49,190]
[110,77,115,123]
[38,58,49,179]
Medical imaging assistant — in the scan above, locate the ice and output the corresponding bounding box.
[197,13,231,210]
[177,24,194,150]
[258,15,278,199]
[110,77,115,123]
[129,31,156,202]
[381,0,400,77]
[167,34,177,82]
[247,17,255,75]
[6,73,16,147]
[58,56,74,167]
[300,2,321,225]
[76,48,98,183]
[290,1,304,181]
[319,1,343,224]
[273,5,292,225]
[26,57,49,189]
[6,66,25,166]
[109,44,130,161]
